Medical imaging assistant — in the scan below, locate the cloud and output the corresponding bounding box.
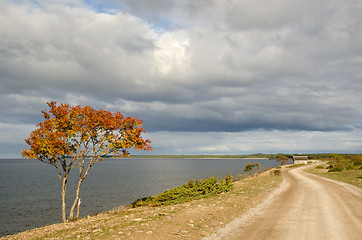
[147,130,362,155]
[0,1,157,97]
[0,0,362,157]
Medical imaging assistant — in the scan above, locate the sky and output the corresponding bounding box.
[1,0,362,158]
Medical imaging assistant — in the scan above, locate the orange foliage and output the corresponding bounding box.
[22,101,152,161]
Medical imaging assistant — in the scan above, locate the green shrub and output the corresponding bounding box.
[316,165,325,169]
[131,174,233,207]
[272,170,282,176]
[328,166,343,172]
[346,165,355,170]
[325,154,362,171]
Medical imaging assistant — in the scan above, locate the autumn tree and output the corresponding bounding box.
[276,156,289,166]
[22,101,152,222]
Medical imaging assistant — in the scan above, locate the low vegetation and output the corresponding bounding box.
[324,154,362,172]
[272,169,282,176]
[306,154,362,188]
[287,163,307,168]
[131,175,233,207]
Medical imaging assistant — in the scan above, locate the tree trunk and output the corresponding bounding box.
[61,178,68,223]
[69,178,82,220]
[76,198,81,219]
[69,159,93,220]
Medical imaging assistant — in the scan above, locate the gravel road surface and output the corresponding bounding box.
[209,166,362,240]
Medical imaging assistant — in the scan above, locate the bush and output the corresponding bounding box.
[326,154,362,171]
[346,165,355,170]
[272,170,282,176]
[131,174,233,207]
[316,165,325,169]
[328,166,343,172]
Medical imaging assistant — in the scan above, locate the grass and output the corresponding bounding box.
[286,163,306,168]
[305,164,362,188]
[305,154,362,188]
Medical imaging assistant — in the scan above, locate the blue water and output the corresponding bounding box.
[0,158,280,237]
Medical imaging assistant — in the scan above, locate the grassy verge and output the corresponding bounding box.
[286,163,307,168]
[3,171,282,240]
[132,175,233,207]
[305,163,362,188]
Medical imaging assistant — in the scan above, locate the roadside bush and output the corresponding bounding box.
[131,175,233,207]
[350,155,362,169]
[346,165,355,170]
[316,165,325,169]
[272,170,282,176]
[326,154,362,171]
[328,166,344,172]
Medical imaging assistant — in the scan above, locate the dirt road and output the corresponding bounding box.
[209,166,362,240]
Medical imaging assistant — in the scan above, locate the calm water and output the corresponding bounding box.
[0,158,280,237]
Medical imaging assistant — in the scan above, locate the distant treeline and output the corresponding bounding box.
[130,153,362,159]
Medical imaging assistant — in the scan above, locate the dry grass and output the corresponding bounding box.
[305,163,362,188]
[2,171,282,240]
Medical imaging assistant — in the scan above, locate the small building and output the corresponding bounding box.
[293,156,322,164]
[293,156,309,164]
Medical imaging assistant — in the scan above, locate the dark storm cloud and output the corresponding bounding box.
[130,94,361,133]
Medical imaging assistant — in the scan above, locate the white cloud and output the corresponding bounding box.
[155,30,190,75]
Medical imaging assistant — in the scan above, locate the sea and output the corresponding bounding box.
[0,158,282,237]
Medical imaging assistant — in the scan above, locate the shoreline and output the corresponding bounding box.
[1,158,276,236]
[2,167,283,239]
